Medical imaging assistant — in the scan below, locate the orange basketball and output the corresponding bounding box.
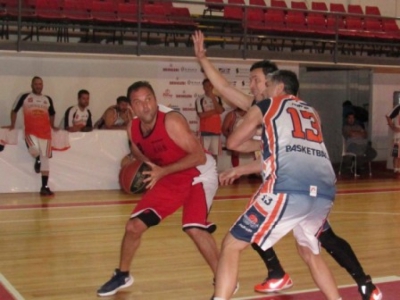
[119,160,150,194]
[120,153,134,168]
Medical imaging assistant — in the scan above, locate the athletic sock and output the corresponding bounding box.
[41,175,49,188]
[251,244,285,278]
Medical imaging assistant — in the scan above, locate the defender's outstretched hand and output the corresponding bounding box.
[219,168,241,186]
[192,30,207,60]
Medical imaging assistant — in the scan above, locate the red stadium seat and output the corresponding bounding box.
[347,4,363,15]
[142,4,173,44]
[117,2,138,25]
[224,0,244,21]
[264,9,287,33]
[291,1,307,10]
[203,0,224,16]
[365,6,381,16]
[271,0,287,8]
[311,1,328,12]
[62,0,92,23]
[91,1,118,23]
[170,6,197,30]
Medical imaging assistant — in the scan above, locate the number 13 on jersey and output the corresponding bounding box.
[287,107,323,143]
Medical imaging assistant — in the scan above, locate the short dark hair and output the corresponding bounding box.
[127,81,155,100]
[342,100,352,107]
[270,70,299,96]
[202,78,210,85]
[345,112,355,118]
[116,96,129,104]
[250,60,278,76]
[31,76,42,83]
[78,89,89,98]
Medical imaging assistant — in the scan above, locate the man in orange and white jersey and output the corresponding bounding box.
[386,103,400,178]
[4,76,57,196]
[212,70,341,300]
[195,78,225,162]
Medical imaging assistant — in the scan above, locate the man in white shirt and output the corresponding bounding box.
[64,89,93,132]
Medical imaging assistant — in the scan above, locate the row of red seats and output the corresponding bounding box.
[217,0,400,41]
[0,0,197,29]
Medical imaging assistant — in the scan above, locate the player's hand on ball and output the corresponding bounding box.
[142,161,165,189]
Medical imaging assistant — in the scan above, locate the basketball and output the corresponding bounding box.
[120,153,134,168]
[119,160,150,194]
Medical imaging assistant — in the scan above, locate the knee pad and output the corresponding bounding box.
[134,209,161,228]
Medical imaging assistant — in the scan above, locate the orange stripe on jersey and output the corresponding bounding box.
[46,139,52,157]
[261,95,298,193]
[252,193,287,245]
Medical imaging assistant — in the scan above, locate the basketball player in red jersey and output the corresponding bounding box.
[97,81,220,297]
[192,30,381,300]
[4,76,57,196]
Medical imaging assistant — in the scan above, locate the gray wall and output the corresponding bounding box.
[299,67,372,163]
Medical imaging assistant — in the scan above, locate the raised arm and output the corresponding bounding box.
[192,30,253,111]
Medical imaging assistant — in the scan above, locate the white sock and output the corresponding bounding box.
[213,298,226,300]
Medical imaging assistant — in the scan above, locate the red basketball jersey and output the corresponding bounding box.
[130,110,199,178]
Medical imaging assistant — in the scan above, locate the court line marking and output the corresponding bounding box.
[0,273,25,300]
[0,208,399,225]
[233,276,400,300]
[0,187,398,211]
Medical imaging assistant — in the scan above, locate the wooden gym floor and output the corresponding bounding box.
[0,166,399,300]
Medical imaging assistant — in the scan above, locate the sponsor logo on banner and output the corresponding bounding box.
[218,67,231,75]
[167,104,180,111]
[182,107,196,111]
[162,89,173,98]
[162,64,179,72]
[175,90,193,99]
[187,79,202,86]
[228,80,237,87]
[181,66,198,73]
[235,67,249,77]
[169,77,186,85]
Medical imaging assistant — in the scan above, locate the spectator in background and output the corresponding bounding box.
[386,103,400,178]
[343,112,376,174]
[222,107,246,167]
[95,96,133,130]
[342,100,369,129]
[64,89,93,132]
[3,76,57,196]
[195,78,224,162]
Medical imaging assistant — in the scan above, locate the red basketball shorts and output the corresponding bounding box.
[131,173,209,228]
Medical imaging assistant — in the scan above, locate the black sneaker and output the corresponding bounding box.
[358,275,382,300]
[0,144,4,152]
[34,157,41,173]
[40,187,54,197]
[97,269,134,297]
